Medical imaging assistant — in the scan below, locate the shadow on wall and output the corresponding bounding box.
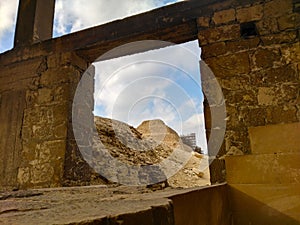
[229,186,300,225]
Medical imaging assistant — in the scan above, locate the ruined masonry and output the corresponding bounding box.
[0,0,299,224]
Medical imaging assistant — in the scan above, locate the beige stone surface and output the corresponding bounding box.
[213,9,235,25]
[249,123,300,154]
[225,153,300,184]
[198,24,240,45]
[257,87,277,106]
[197,17,210,28]
[278,13,300,30]
[0,184,227,225]
[236,4,263,23]
[229,184,300,224]
[264,0,293,18]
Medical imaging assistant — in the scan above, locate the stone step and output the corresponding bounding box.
[225,153,300,184]
[229,184,300,225]
[249,122,300,154]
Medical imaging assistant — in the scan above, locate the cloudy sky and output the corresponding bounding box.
[0,0,207,152]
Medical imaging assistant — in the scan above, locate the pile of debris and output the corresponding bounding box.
[89,116,210,187]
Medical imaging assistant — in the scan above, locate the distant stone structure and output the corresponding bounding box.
[180,133,197,150]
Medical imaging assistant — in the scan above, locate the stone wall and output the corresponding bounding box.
[0,52,91,189]
[0,0,299,189]
[198,0,300,182]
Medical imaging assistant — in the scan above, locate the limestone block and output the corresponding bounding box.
[264,0,293,18]
[282,42,300,64]
[48,52,87,70]
[201,42,227,58]
[229,184,300,224]
[40,67,81,86]
[198,24,240,45]
[22,105,68,142]
[261,31,298,45]
[249,122,300,154]
[252,48,281,70]
[278,13,300,30]
[237,4,263,23]
[37,88,54,104]
[17,167,30,185]
[265,105,298,124]
[256,18,279,35]
[238,106,267,127]
[0,57,43,90]
[257,87,277,106]
[226,37,260,53]
[225,153,300,184]
[204,52,250,77]
[30,162,55,185]
[250,65,298,85]
[213,9,235,25]
[197,17,210,28]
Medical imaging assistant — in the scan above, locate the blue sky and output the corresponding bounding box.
[0,0,207,151]
[93,40,206,150]
[0,0,182,52]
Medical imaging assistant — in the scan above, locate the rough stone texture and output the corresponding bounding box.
[226,122,300,224]
[0,0,299,212]
[249,122,300,154]
[212,9,236,25]
[0,0,299,224]
[0,184,229,225]
[91,117,210,187]
[236,4,264,23]
[0,52,89,190]
[198,0,300,184]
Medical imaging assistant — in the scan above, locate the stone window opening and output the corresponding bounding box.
[76,39,212,188]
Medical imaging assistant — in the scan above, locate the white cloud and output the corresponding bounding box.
[92,40,207,151]
[0,0,18,51]
[54,0,184,36]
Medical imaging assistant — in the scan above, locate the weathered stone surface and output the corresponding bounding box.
[257,87,277,106]
[223,89,257,105]
[249,122,300,154]
[266,105,298,124]
[264,0,293,18]
[278,13,300,30]
[0,91,26,190]
[40,67,81,86]
[229,184,300,225]
[226,37,260,53]
[212,9,235,25]
[47,52,87,70]
[250,65,298,85]
[0,184,228,225]
[198,24,240,45]
[205,52,250,77]
[256,18,279,35]
[22,104,68,142]
[261,31,298,45]
[197,17,210,28]
[226,153,300,184]
[0,57,45,91]
[282,42,300,64]
[237,4,263,23]
[251,48,281,70]
[201,42,227,58]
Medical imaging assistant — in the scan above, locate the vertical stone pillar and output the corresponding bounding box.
[14,0,55,47]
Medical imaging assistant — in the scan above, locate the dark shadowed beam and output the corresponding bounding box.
[14,0,55,47]
[2,0,229,65]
